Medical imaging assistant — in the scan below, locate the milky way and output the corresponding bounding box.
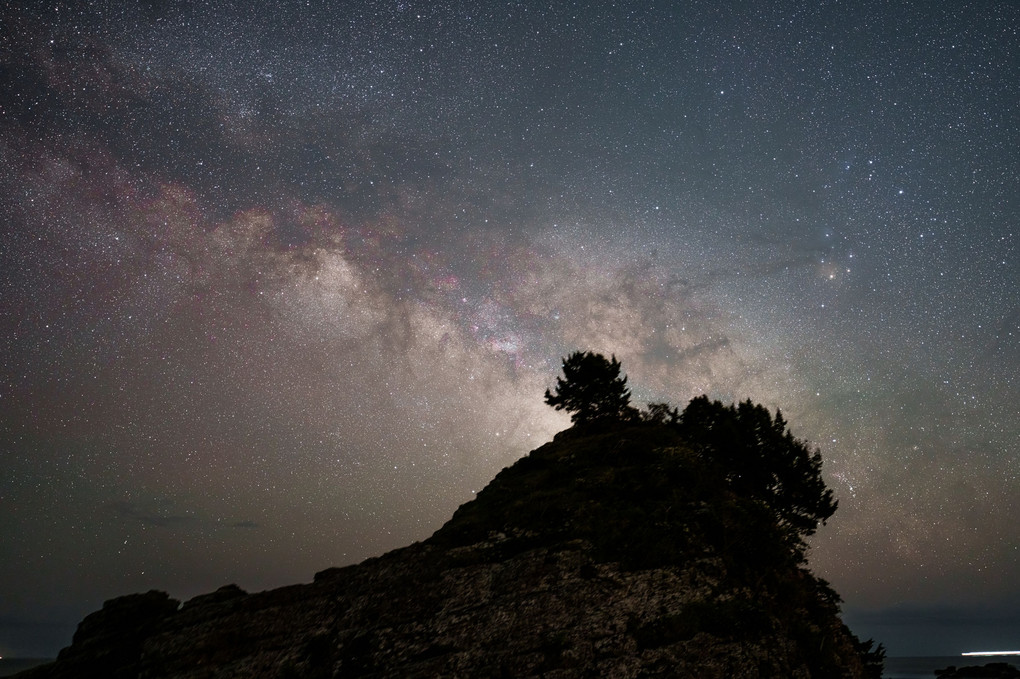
[1,1,1017,656]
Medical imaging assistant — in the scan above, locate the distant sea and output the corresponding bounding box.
[0,658,52,676]
[885,655,1020,678]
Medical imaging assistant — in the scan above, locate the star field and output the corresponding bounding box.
[1,0,1018,657]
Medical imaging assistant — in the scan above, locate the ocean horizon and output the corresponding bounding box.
[0,658,52,677]
[883,655,1020,679]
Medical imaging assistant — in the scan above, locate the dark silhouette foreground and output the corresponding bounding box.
[17,354,883,678]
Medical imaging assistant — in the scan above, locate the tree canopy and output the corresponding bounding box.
[544,351,637,425]
[677,396,837,551]
[544,352,838,556]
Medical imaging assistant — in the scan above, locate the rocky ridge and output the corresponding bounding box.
[18,425,881,678]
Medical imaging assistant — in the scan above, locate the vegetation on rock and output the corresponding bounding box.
[431,421,883,677]
[18,351,885,679]
[541,352,838,557]
[543,351,639,424]
[441,350,877,675]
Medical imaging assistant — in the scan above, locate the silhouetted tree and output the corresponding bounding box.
[544,351,638,425]
[642,402,680,425]
[854,637,887,679]
[544,353,836,557]
[677,395,837,555]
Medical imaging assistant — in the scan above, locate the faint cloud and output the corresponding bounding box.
[105,501,201,529]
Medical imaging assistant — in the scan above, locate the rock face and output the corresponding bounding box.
[18,426,881,678]
[936,663,1020,678]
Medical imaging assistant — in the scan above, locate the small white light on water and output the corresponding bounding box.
[962,651,1020,656]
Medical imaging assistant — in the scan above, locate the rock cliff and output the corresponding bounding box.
[936,663,1020,678]
[17,425,882,678]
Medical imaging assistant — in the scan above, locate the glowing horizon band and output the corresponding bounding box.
[962,651,1020,656]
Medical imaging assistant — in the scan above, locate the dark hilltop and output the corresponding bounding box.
[16,353,886,678]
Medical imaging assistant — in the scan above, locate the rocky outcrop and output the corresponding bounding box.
[36,590,180,679]
[936,663,1020,678]
[18,426,881,678]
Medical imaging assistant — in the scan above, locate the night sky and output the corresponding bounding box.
[2,1,1018,659]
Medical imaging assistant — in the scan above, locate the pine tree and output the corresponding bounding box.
[544,351,637,425]
[678,396,837,556]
